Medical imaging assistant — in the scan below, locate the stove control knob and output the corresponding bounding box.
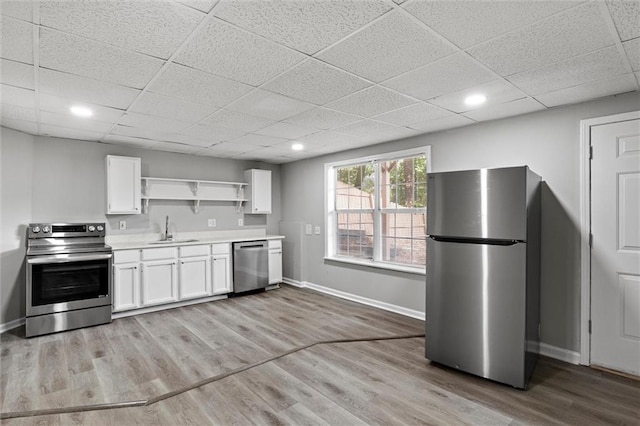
[42,226,50,233]
[96,225,104,232]
[88,225,96,232]
[32,226,41,233]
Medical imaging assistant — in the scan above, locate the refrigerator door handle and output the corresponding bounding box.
[427,235,524,246]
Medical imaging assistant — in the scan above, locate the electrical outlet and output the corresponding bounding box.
[119,220,126,230]
[314,226,321,235]
[305,224,312,235]
[208,219,216,227]
[238,218,244,227]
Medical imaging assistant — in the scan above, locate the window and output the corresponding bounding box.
[326,147,430,272]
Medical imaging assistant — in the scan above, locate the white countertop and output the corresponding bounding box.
[107,229,284,251]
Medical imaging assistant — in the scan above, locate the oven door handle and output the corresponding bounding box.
[27,253,113,264]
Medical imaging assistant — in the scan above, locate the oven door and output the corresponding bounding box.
[27,252,112,316]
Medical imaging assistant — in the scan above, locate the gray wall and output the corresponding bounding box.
[279,92,640,353]
[0,131,281,324]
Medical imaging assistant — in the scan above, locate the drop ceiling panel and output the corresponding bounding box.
[1,103,36,122]
[148,63,254,108]
[39,1,204,59]
[0,1,33,21]
[39,69,140,110]
[407,114,475,133]
[1,17,33,64]
[535,73,638,107]
[175,18,306,86]
[255,122,318,139]
[606,0,640,41]
[284,107,361,130]
[1,117,38,134]
[209,141,254,153]
[467,2,615,76]
[429,80,528,113]
[317,10,455,82]
[212,0,391,54]
[119,112,192,133]
[225,89,315,121]
[177,0,217,13]
[325,86,416,117]
[624,38,640,71]
[39,110,114,133]
[462,97,545,122]
[372,103,453,126]
[0,59,34,89]
[39,124,105,141]
[103,134,158,149]
[129,92,217,122]
[39,94,125,123]
[263,59,370,105]
[230,133,289,147]
[297,130,368,148]
[404,0,579,49]
[201,109,276,133]
[39,29,165,89]
[333,119,417,140]
[383,53,497,101]
[507,46,629,95]
[111,124,173,142]
[151,141,204,154]
[0,84,36,108]
[179,124,247,143]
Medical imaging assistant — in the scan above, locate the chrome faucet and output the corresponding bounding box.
[164,215,173,241]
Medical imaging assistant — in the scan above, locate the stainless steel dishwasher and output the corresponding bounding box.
[232,240,269,294]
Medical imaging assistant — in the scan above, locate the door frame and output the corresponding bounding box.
[579,110,640,366]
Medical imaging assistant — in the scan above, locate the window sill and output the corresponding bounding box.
[324,256,426,276]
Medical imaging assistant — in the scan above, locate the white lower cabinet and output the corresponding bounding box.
[113,263,140,311]
[179,256,211,300]
[268,240,283,284]
[112,242,232,314]
[142,259,178,306]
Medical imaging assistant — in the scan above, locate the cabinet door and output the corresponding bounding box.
[245,169,271,214]
[106,155,141,214]
[268,249,282,284]
[113,263,140,312]
[212,254,232,295]
[141,259,178,306]
[179,256,211,300]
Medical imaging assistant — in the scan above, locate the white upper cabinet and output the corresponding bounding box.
[106,155,141,214]
[244,169,271,214]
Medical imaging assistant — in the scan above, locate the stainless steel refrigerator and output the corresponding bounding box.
[425,166,541,389]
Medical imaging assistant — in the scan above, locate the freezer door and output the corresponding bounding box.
[427,167,527,240]
[426,238,527,388]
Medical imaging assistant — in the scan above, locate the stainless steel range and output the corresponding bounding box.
[26,223,113,338]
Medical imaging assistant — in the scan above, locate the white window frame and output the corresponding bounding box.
[324,146,431,275]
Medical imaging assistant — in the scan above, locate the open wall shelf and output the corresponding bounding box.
[141,177,247,213]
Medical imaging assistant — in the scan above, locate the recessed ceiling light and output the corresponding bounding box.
[291,143,304,151]
[70,105,93,118]
[464,94,487,107]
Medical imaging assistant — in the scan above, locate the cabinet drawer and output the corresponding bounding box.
[114,249,140,264]
[142,247,176,261]
[179,244,210,258]
[211,243,229,255]
[268,239,282,250]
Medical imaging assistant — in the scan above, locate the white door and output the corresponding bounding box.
[179,256,211,300]
[268,248,282,284]
[212,254,231,295]
[591,117,640,376]
[113,263,140,312]
[141,260,178,306]
[106,155,141,214]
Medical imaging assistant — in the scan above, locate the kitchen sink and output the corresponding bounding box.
[149,239,199,245]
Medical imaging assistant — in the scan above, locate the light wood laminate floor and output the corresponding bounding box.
[2,285,639,424]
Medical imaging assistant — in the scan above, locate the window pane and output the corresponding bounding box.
[336,213,373,259]
[381,212,427,266]
[336,163,374,210]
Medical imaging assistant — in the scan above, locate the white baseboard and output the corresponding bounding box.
[539,342,581,365]
[284,277,582,365]
[283,277,425,320]
[0,317,25,334]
